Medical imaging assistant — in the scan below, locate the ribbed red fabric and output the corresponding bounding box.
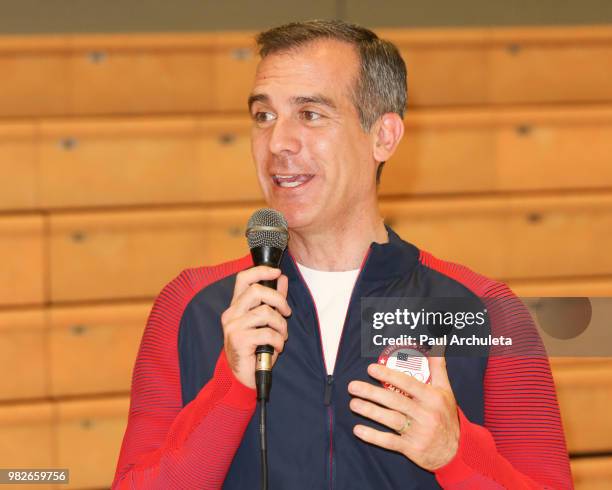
[420,250,574,489]
[111,255,257,490]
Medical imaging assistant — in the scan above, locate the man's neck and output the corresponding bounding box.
[287,214,388,271]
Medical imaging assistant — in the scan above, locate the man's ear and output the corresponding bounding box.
[372,113,404,163]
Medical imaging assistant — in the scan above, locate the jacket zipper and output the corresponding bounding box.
[324,374,334,405]
[290,249,372,490]
[324,374,334,490]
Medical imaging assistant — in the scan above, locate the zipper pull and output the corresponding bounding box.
[323,374,334,405]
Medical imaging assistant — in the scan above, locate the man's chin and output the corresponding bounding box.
[264,201,317,231]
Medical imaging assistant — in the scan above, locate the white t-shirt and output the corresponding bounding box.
[296,262,360,375]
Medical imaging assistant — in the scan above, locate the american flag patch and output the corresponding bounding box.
[395,352,422,371]
[378,346,431,385]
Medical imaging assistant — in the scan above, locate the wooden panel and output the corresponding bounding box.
[1,27,612,117]
[0,402,55,468]
[0,215,46,306]
[49,207,253,302]
[496,107,612,192]
[384,26,612,107]
[400,46,488,107]
[39,118,202,208]
[384,111,497,195]
[572,456,612,490]
[70,47,213,115]
[197,117,262,202]
[49,302,150,396]
[552,362,612,453]
[384,107,612,196]
[210,34,258,113]
[38,116,261,208]
[489,43,612,105]
[48,193,612,301]
[38,106,611,210]
[381,194,612,280]
[210,27,612,109]
[33,105,612,210]
[56,397,128,489]
[509,277,612,297]
[0,309,48,401]
[0,49,69,116]
[551,358,612,371]
[0,123,38,210]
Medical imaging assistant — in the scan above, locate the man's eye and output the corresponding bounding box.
[254,111,275,123]
[302,111,321,121]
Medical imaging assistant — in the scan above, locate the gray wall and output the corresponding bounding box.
[1,0,612,34]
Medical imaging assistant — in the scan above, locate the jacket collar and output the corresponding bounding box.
[281,225,419,283]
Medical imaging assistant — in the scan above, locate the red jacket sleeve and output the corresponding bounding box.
[419,251,573,489]
[112,259,257,490]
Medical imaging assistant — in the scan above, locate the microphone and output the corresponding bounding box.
[245,208,289,401]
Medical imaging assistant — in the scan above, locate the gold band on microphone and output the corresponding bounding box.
[256,352,273,372]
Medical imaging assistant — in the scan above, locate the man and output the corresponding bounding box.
[113,20,573,489]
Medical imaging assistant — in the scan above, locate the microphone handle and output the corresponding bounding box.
[255,278,277,355]
[250,246,284,401]
[258,278,278,289]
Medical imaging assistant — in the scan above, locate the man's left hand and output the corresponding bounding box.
[347,354,460,472]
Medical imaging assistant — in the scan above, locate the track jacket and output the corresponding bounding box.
[113,227,573,489]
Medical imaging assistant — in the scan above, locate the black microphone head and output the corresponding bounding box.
[246,208,289,251]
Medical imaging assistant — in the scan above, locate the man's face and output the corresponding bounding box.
[249,39,378,233]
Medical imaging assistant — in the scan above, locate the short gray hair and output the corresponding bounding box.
[256,20,407,133]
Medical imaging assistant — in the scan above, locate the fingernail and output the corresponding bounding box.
[368,364,381,376]
[348,382,360,394]
[354,425,365,436]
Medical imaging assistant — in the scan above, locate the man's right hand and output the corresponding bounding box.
[221,266,291,389]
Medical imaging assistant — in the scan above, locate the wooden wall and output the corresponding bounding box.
[0,25,611,488]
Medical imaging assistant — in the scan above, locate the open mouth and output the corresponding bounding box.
[272,174,315,189]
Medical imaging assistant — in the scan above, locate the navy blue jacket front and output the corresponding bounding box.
[178,227,488,489]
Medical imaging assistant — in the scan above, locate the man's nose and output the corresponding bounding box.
[268,117,301,155]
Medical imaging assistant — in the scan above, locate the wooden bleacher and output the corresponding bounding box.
[1,27,612,117]
[1,105,612,211]
[0,25,611,489]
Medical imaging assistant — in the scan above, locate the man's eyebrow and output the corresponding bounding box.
[247,93,269,112]
[292,95,337,110]
[247,93,338,112]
